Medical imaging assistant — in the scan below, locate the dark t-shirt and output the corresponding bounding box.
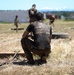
[28,8,37,18]
[26,21,51,49]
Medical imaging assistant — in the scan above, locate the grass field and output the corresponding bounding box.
[0,20,74,75]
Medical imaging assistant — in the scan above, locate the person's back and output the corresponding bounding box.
[31,21,50,49]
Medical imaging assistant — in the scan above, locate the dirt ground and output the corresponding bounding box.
[0,20,74,75]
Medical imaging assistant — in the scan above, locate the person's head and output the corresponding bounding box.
[32,4,36,9]
[15,15,18,18]
[36,12,44,21]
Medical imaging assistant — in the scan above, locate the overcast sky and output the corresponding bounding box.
[0,0,74,10]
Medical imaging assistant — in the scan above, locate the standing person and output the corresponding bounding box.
[14,15,20,32]
[46,14,55,26]
[21,12,52,65]
[49,15,55,26]
[28,4,37,23]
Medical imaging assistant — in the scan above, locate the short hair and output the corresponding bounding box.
[36,12,44,21]
[32,4,36,7]
[16,15,18,18]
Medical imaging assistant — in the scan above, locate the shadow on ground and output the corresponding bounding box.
[13,59,46,66]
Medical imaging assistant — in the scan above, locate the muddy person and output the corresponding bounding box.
[21,12,52,65]
[49,15,55,26]
[14,15,20,32]
[28,4,37,23]
[46,14,55,26]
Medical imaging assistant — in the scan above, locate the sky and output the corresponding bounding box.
[0,0,74,10]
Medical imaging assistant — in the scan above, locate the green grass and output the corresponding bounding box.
[64,19,74,22]
[0,20,74,38]
[0,20,74,33]
[0,23,29,34]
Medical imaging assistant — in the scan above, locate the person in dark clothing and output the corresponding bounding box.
[49,15,55,26]
[21,12,52,65]
[46,14,55,26]
[28,4,37,23]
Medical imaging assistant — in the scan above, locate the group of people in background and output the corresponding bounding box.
[14,4,37,32]
[14,4,55,32]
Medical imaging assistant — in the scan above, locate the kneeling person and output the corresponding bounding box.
[21,12,52,64]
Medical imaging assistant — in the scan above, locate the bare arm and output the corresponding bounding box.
[50,27,52,43]
[22,30,29,38]
[22,24,33,38]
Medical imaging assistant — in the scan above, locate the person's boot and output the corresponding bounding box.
[38,54,47,64]
[25,51,35,65]
[27,60,35,65]
[41,56,47,63]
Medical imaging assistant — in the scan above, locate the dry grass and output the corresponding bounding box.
[0,20,74,75]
